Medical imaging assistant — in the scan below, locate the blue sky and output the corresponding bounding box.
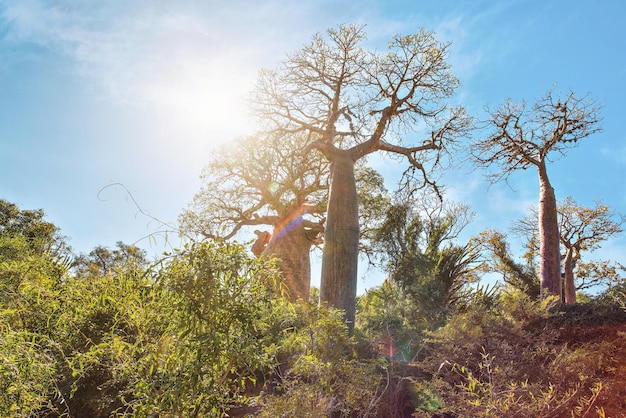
[1,0,625,292]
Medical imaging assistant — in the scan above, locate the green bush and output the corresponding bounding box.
[0,330,62,417]
[255,302,391,417]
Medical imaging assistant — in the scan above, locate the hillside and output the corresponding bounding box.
[409,303,626,418]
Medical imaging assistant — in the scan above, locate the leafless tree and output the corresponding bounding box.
[252,24,470,329]
[557,196,624,303]
[473,89,602,299]
[179,132,327,302]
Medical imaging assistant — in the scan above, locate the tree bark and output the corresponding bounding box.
[320,153,359,331]
[262,224,313,303]
[537,161,562,299]
[562,247,576,304]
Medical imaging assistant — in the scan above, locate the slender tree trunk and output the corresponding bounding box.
[320,153,359,331]
[262,225,312,303]
[562,247,576,304]
[537,161,562,299]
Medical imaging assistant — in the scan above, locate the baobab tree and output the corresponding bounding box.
[472,90,602,299]
[514,198,625,303]
[179,132,328,302]
[556,197,624,303]
[253,24,470,328]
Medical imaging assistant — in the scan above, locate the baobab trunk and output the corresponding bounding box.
[538,162,562,299]
[562,247,576,304]
[320,153,359,331]
[262,225,313,303]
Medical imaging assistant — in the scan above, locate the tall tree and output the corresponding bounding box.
[472,90,602,299]
[515,198,625,303]
[510,197,624,303]
[253,24,470,329]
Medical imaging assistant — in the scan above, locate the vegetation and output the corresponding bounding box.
[3,23,626,418]
[4,191,626,416]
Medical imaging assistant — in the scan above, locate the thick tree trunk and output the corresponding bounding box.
[537,162,562,299]
[562,247,576,304]
[320,153,359,331]
[262,224,312,303]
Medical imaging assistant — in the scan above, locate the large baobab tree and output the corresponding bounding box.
[473,90,602,299]
[253,24,470,329]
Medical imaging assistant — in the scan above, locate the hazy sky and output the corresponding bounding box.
[1,0,625,292]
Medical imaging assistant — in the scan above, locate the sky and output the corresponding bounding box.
[1,0,625,293]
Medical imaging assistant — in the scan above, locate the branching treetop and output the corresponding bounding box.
[252,24,471,194]
[558,196,625,253]
[179,132,329,241]
[473,89,603,183]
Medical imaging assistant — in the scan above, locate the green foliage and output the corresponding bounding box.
[410,379,444,412]
[356,279,425,362]
[255,302,391,417]
[0,330,62,417]
[372,200,480,331]
[0,199,65,254]
[126,241,283,416]
[0,223,289,417]
[3,199,625,417]
[73,242,148,278]
[0,199,72,276]
[472,228,541,300]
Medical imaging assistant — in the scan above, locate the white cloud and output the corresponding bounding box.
[0,1,317,143]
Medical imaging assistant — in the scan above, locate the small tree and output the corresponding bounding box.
[373,196,480,329]
[472,90,602,299]
[74,241,148,278]
[472,229,541,300]
[253,24,470,328]
[557,197,624,303]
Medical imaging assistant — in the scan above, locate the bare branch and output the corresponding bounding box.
[472,89,603,184]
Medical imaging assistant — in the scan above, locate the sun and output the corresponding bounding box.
[137,58,256,146]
